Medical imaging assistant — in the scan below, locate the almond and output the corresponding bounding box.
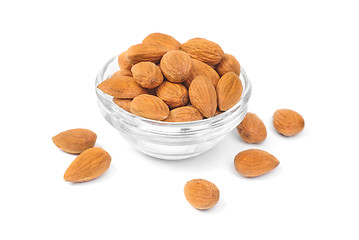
[160,50,192,83]
[189,76,217,118]
[214,109,223,116]
[216,53,241,77]
[165,106,203,122]
[131,62,163,89]
[184,179,220,210]
[273,109,305,136]
[113,98,132,112]
[155,81,189,108]
[117,69,133,77]
[52,128,97,154]
[184,59,220,88]
[64,147,111,182]
[118,51,132,70]
[142,32,181,50]
[216,72,243,111]
[130,94,169,120]
[237,113,267,143]
[181,38,224,65]
[234,149,279,177]
[97,72,151,99]
[126,44,167,64]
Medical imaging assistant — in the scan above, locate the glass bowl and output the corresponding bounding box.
[95,56,252,160]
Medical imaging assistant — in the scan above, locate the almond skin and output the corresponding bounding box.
[142,32,181,50]
[216,72,243,111]
[160,50,192,83]
[165,106,203,122]
[131,62,163,89]
[184,59,220,88]
[130,94,169,120]
[234,149,279,177]
[155,81,189,108]
[126,44,168,64]
[189,76,217,118]
[64,147,111,183]
[113,98,132,112]
[273,109,305,136]
[237,112,267,143]
[181,38,224,65]
[216,53,241,77]
[97,72,151,99]
[184,179,220,210]
[52,128,97,154]
[118,51,132,70]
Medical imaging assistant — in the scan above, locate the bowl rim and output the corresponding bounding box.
[95,56,252,127]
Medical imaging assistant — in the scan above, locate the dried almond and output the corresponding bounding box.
[216,53,241,77]
[216,72,243,111]
[184,59,220,88]
[181,38,224,65]
[234,149,279,177]
[189,76,217,117]
[184,179,220,210]
[113,98,132,112]
[155,81,189,108]
[52,128,97,154]
[273,109,305,136]
[160,50,192,83]
[142,32,181,50]
[118,51,132,70]
[126,44,167,64]
[131,62,163,89]
[237,113,267,143]
[118,69,132,77]
[165,106,203,122]
[130,94,169,120]
[64,147,111,182]
[97,72,151,99]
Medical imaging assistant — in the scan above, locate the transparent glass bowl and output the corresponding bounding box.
[95,56,252,160]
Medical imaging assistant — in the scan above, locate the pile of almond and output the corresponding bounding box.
[97,33,243,122]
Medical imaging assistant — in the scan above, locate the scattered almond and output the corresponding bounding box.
[216,72,243,111]
[113,98,132,112]
[156,81,189,108]
[52,128,97,154]
[189,76,217,118]
[130,94,169,120]
[273,109,305,136]
[160,50,192,83]
[142,32,181,50]
[165,106,203,122]
[237,113,267,143]
[118,51,132,70]
[131,62,163,89]
[126,44,167,64]
[181,38,224,65]
[184,59,220,88]
[234,149,279,177]
[216,53,240,76]
[64,147,111,182]
[184,179,220,210]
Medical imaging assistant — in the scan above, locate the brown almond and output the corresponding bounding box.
[165,106,203,122]
[130,94,169,120]
[64,147,111,182]
[118,51,132,70]
[181,38,224,65]
[97,72,151,99]
[234,149,279,177]
[113,98,132,112]
[142,32,181,50]
[126,44,167,64]
[216,72,243,111]
[160,50,192,83]
[184,59,220,88]
[131,62,163,89]
[184,179,220,210]
[189,76,217,118]
[117,69,132,77]
[216,53,241,77]
[214,109,223,116]
[273,109,305,136]
[155,81,189,108]
[237,113,267,143]
[52,128,97,154]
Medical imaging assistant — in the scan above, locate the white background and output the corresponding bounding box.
[1,0,358,239]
